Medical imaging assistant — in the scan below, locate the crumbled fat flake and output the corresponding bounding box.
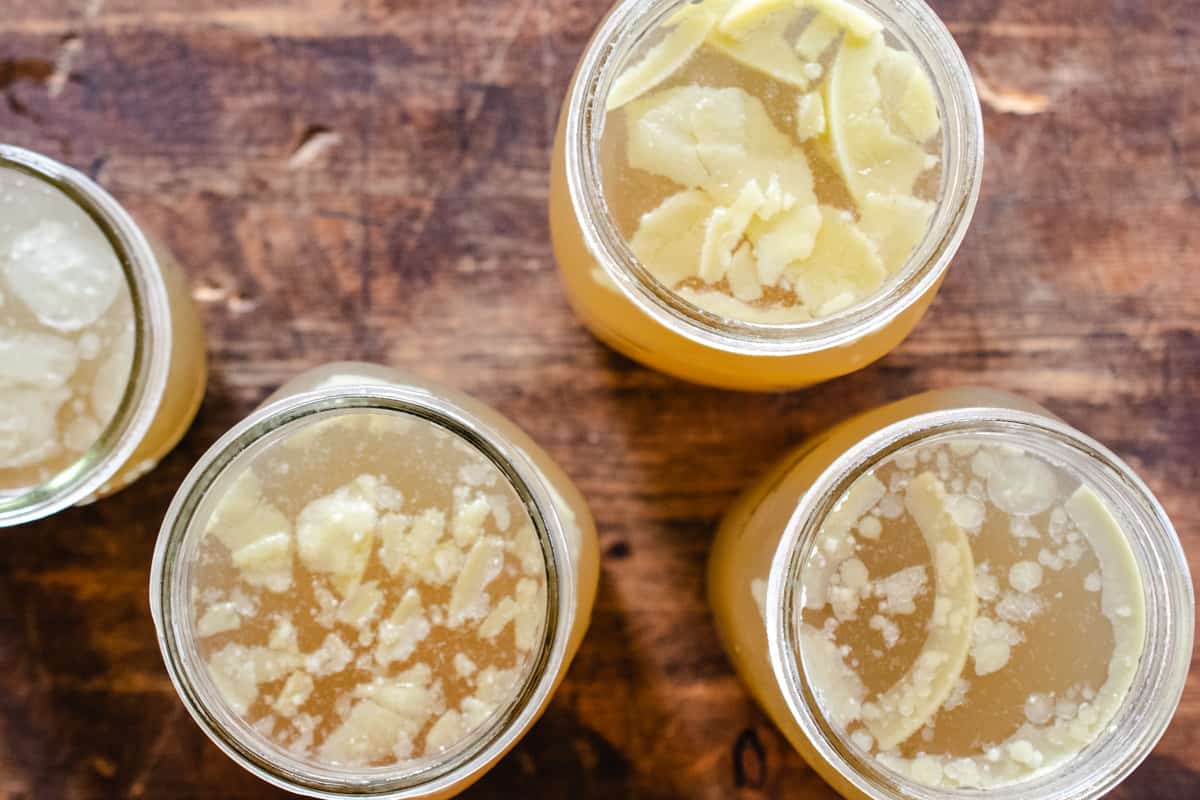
[945,494,985,531]
[995,591,1042,624]
[197,602,241,637]
[986,452,1058,516]
[426,710,465,752]
[511,523,543,575]
[375,588,431,667]
[974,563,1000,602]
[272,671,315,718]
[850,729,875,752]
[1037,547,1065,571]
[195,419,551,770]
[454,653,478,679]
[336,581,385,628]
[305,633,354,677]
[856,515,882,540]
[873,565,926,615]
[970,617,1020,676]
[269,617,299,653]
[319,700,414,766]
[448,536,505,626]
[1006,739,1044,769]
[296,482,378,596]
[1024,693,1054,725]
[478,597,518,640]
[869,614,900,648]
[941,678,969,712]
[232,532,294,593]
[1008,561,1043,593]
[452,489,492,547]
[512,578,543,651]
[1009,516,1040,541]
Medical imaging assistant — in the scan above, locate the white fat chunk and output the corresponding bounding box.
[448,535,505,626]
[0,327,78,388]
[296,481,378,596]
[319,699,414,766]
[196,602,242,637]
[3,220,124,332]
[0,386,68,468]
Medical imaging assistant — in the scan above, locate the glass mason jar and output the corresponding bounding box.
[151,362,600,799]
[550,0,984,391]
[0,144,207,526]
[708,388,1193,799]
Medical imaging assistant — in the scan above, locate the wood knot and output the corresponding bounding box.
[732,726,768,789]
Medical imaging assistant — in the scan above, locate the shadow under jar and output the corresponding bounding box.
[0,144,207,526]
[151,362,600,799]
[708,388,1193,799]
[550,0,984,391]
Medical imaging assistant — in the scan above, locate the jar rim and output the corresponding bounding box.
[0,144,172,526]
[764,406,1194,799]
[149,380,578,798]
[563,0,985,356]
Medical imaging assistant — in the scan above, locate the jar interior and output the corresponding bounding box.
[771,412,1191,800]
[0,160,137,501]
[159,401,561,795]
[567,0,982,350]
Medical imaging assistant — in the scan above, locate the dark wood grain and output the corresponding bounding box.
[0,0,1197,797]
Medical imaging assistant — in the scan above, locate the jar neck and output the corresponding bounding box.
[0,145,171,526]
[564,0,984,356]
[765,408,1193,799]
[150,383,576,798]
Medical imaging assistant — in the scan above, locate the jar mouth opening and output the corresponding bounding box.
[150,383,576,798]
[564,0,984,356]
[765,408,1194,800]
[0,144,171,527]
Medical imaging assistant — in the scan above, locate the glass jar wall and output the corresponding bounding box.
[550,0,984,390]
[151,362,599,799]
[709,388,1192,799]
[0,144,207,526]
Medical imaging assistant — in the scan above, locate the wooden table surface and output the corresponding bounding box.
[1,0,1196,797]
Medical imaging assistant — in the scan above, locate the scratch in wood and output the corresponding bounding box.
[287,126,342,170]
[126,704,181,798]
[974,74,1050,115]
[47,35,82,98]
[228,294,258,314]
[54,672,177,695]
[0,1,354,37]
[313,208,385,227]
[538,3,558,148]
[89,755,118,779]
[23,601,50,692]
[1165,126,1199,204]
[483,0,534,85]
[946,21,1109,40]
[192,280,230,303]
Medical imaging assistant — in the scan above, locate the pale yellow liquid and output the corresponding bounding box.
[0,163,207,501]
[800,442,1116,772]
[549,0,947,390]
[191,409,548,767]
